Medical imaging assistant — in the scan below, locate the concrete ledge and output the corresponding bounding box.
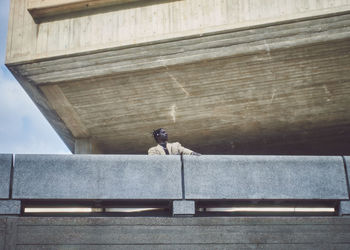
[0,200,21,215]
[13,155,182,199]
[184,155,348,200]
[0,154,12,199]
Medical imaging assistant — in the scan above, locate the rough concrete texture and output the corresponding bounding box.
[3,217,350,249]
[0,218,4,250]
[0,200,21,215]
[344,156,350,192]
[183,155,348,199]
[12,155,182,199]
[339,201,350,215]
[0,154,12,199]
[172,200,195,216]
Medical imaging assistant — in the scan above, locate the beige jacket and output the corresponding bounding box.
[148,142,193,155]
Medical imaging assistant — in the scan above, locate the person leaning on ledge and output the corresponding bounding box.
[148,128,201,156]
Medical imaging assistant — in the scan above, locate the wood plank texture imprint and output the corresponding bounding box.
[6,0,350,62]
[28,0,144,23]
[13,14,350,83]
[12,244,350,250]
[3,217,350,249]
[56,39,350,154]
[5,1,350,154]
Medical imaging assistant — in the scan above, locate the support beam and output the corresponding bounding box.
[6,68,75,152]
[75,138,102,154]
[28,0,143,23]
[40,85,89,139]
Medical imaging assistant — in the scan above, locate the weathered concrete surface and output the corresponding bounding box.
[6,11,350,155]
[0,200,21,215]
[6,0,350,63]
[0,232,3,250]
[12,155,182,199]
[3,217,350,249]
[172,200,195,216]
[339,201,350,216]
[344,156,350,191]
[0,218,4,250]
[12,244,350,250]
[184,155,348,200]
[0,154,12,199]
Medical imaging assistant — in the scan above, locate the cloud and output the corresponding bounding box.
[0,67,71,154]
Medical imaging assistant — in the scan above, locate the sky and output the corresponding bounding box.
[0,0,70,154]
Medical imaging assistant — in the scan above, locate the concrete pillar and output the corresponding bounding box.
[172,200,195,216]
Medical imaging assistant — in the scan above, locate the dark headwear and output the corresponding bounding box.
[152,128,163,142]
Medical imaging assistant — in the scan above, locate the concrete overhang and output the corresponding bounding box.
[28,0,145,23]
[5,0,350,154]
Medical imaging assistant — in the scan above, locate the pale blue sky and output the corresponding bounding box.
[0,0,70,154]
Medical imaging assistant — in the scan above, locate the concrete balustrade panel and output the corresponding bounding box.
[344,156,350,193]
[12,155,182,199]
[184,155,348,200]
[0,154,12,199]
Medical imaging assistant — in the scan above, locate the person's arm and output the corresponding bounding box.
[190,151,201,156]
[175,142,201,156]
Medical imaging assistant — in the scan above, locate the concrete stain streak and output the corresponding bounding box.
[166,71,190,97]
[264,40,271,58]
[270,89,277,104]
[160,59,190,97]
[170,104,177,123]
[323,84,331,102]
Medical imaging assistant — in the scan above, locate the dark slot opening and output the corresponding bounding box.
[22,199,171,217]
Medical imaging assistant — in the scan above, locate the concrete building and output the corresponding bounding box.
[2,0,350,249]
[5,0,350,155]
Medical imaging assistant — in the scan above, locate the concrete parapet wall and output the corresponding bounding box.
[5,154,350,201]
[344,156,350,188]
[184,155,349,200]
[12,154,182,199]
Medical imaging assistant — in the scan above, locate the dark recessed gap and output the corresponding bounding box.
[21,199,171,217]
[195,199,338,217]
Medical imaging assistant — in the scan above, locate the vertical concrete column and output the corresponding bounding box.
[172,200,195,216]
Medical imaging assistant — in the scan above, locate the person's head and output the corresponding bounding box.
[152,128,168,143]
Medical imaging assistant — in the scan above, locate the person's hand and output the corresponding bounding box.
[191,152,201,156]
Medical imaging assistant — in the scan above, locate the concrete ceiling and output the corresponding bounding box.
[8,13,350,155]
[53,39,350,154]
